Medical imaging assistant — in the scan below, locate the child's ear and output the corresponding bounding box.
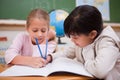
[89,30,97,39]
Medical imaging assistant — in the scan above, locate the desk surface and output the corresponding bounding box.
[0,64,96,80]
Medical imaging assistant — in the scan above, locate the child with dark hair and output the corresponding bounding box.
[46,5,120,80]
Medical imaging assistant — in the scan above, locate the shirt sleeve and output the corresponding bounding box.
[5,33,24,64]
[47,40,57,54]
[51,43,76,60]
[84,37,120,79]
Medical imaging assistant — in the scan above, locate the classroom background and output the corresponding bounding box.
[0,0,120,64]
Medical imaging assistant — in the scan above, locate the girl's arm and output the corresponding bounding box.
[5,33,46,68]
[11,55,46,68]
[47,29,56,41]
[5,33,24,64]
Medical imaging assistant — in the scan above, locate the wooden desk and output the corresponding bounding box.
[0,64,96,80]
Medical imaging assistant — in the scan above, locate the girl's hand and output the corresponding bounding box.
[11,55,51,68]
[27,57,46,68]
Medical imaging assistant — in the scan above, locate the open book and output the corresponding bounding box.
[0,57,93,77]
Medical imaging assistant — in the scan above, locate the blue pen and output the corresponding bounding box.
[44,39,48,59]
[35,38,48,59]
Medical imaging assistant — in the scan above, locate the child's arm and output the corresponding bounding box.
[47,29,56,41]
[5,33,46,68]
[84,37,120,79]
[45,43,76,64]
[11,55,46,68]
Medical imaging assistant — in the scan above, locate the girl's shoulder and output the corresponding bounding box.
[16,32,29,39]
[14,32,30,42]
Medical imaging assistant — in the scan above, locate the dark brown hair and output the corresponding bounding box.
[64,5,103,38]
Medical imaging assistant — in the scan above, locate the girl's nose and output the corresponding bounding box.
[38,31,42,36]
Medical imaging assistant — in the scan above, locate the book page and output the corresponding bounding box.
[0,57,93,77]
[49,57,93,77]
[0,64,52,76]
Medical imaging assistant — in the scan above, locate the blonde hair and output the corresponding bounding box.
[26,8,50,28]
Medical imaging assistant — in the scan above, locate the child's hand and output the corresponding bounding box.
[45,55,52,64]
[27,57,46,68]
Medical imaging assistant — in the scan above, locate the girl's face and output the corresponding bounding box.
[70,31,97,48]
[27,18,49,44]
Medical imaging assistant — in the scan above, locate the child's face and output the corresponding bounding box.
[27,18,49,44]
[70,31,96,48]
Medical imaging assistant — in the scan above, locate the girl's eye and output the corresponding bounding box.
[41,29,46,33]
[32,29,38,32]
[32,28,47,33]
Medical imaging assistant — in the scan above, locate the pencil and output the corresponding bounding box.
[35,38,44,58]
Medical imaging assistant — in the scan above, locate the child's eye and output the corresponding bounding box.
[32,29,38,32]
[70,35,79,40]
[41,29,47,33]
[73,37,78,40]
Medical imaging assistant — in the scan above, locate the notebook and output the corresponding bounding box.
[0,57,93,77]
